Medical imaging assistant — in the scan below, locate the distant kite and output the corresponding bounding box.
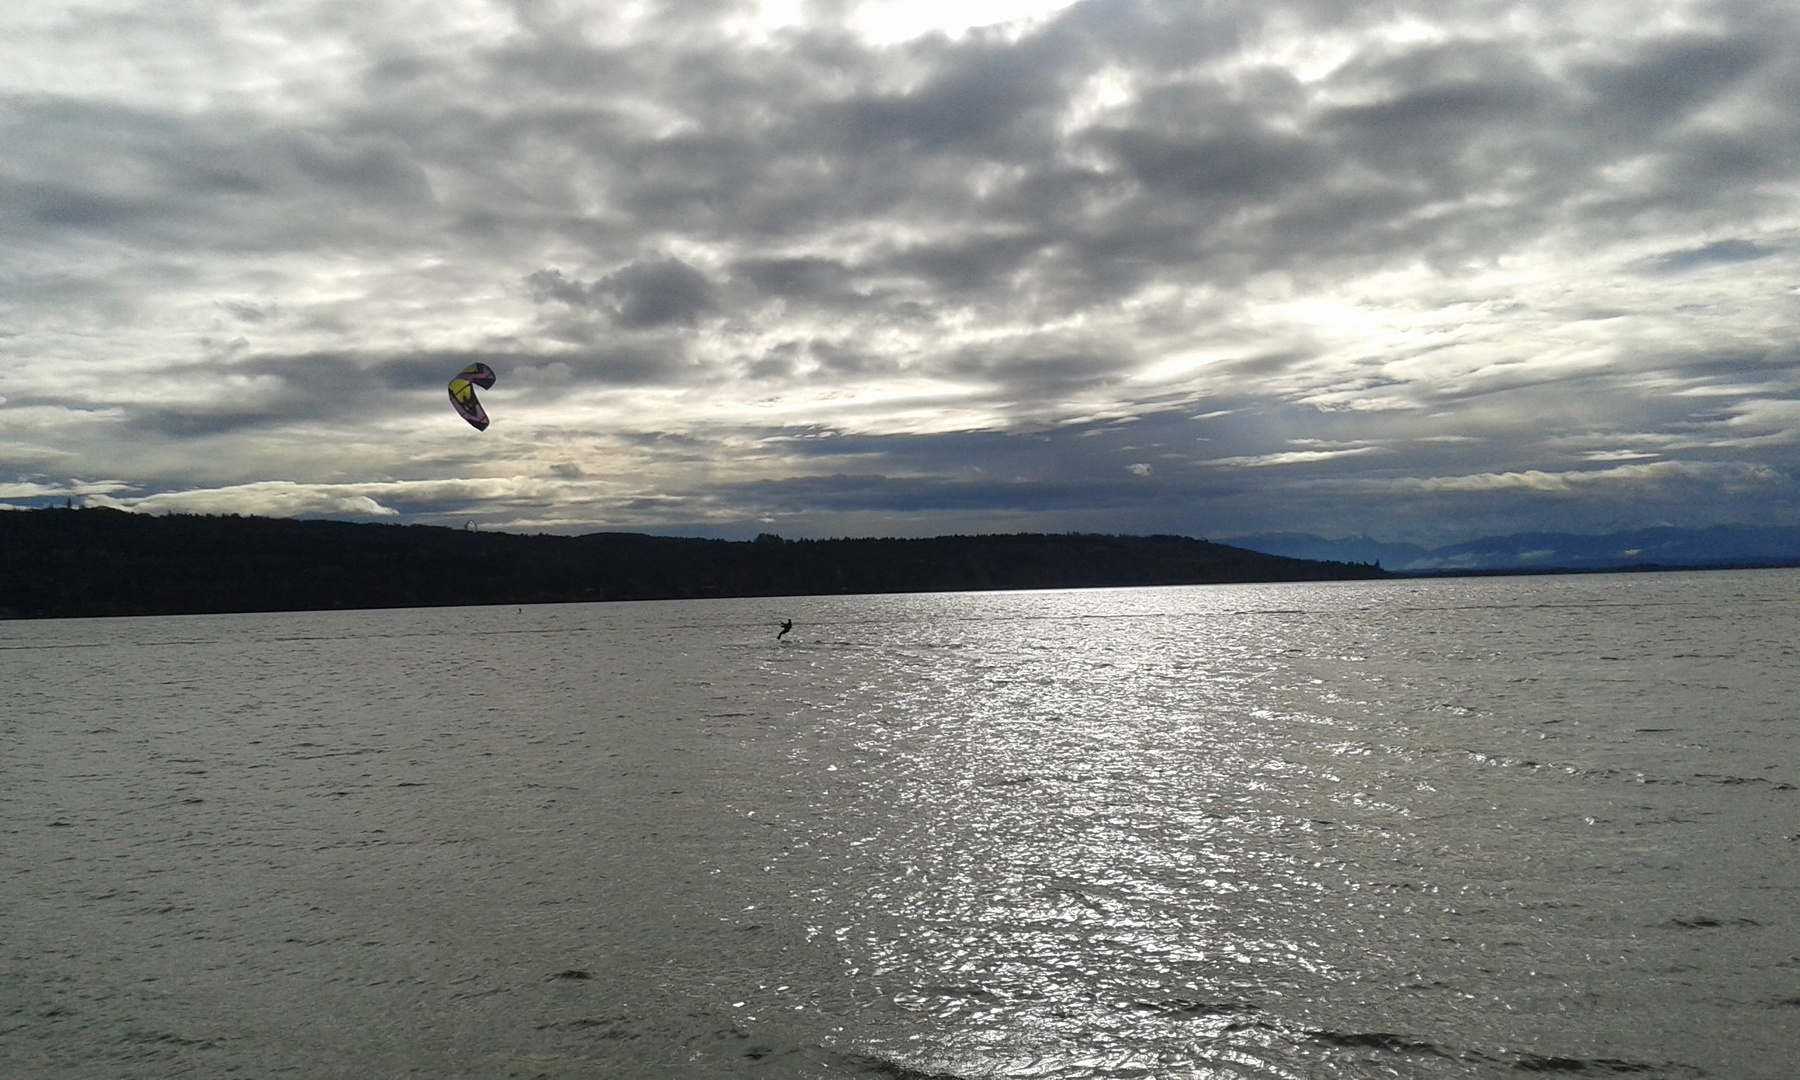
[448,363,496,430]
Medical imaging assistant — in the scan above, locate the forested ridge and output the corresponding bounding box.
[1,507,1388,618]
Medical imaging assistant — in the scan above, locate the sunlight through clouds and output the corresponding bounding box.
[1,0,1797,543]
[840,0,1084,43]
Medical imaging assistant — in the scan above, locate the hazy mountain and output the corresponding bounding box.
[1223,525,1800,572]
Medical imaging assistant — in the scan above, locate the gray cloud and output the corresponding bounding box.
[2,0,1798,542]
[530,258,720,327]
[1647,239,1780,275]
[734,255,865,305]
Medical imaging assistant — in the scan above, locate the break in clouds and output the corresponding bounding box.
[2,0,1798,542]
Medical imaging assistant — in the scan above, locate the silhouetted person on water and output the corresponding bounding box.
[777,619,793,640]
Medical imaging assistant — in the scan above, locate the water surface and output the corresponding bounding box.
[4,571,1797,1077]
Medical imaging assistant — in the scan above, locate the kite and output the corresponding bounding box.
[448,363,496,430]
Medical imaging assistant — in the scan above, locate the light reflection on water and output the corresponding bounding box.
[748,576,1800,1078]
[4,572,1797,1078]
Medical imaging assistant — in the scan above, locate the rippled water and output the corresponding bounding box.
[4,570,1797,1078]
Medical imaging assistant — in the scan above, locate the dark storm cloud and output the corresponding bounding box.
[110,352,455,438]
[81,341,685,442]
[1576,33,1767,137]
[733,256,864,304]
[741,407,1266,498]
[528,259,720,328]
[0,98,438,252]
[1098,122,1324,206]
[130,406,322,439]
[5,177,155,231]
[726,471,1157,515]
[826,27,1082,152]
[940,334,1140,403]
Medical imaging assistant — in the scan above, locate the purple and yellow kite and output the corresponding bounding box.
[448,363,496,431]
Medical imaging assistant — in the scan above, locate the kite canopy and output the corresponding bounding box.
[448,363,496,430]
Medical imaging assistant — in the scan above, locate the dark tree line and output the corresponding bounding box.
[0,507,1388,619]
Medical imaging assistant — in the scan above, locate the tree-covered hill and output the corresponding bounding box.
[0,507,1389,618]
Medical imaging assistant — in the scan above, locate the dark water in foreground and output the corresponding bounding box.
[4,570,1797,1078]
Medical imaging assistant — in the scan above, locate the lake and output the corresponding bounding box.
[4,569,1797,1078]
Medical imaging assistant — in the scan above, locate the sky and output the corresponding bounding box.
[3,0,1797,543]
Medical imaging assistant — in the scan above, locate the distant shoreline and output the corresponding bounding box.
[2,507,1388,620]
[9,507,1792,621]
[1222,524,1800,574]
[1393,561,1800,578]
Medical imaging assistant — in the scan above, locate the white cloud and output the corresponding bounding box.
[90,482,403,518]
[843,0,1083,44]
[1201,446,1387,468]
[1336,459,1781,494]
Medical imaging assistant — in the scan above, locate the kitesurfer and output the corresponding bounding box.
[777,619,793,640]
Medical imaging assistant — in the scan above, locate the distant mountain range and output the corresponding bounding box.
[1222,525,1800,572]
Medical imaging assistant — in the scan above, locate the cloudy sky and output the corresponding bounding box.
[4,0,1797,543]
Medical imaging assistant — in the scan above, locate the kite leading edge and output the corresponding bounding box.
[448,363,496,430]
